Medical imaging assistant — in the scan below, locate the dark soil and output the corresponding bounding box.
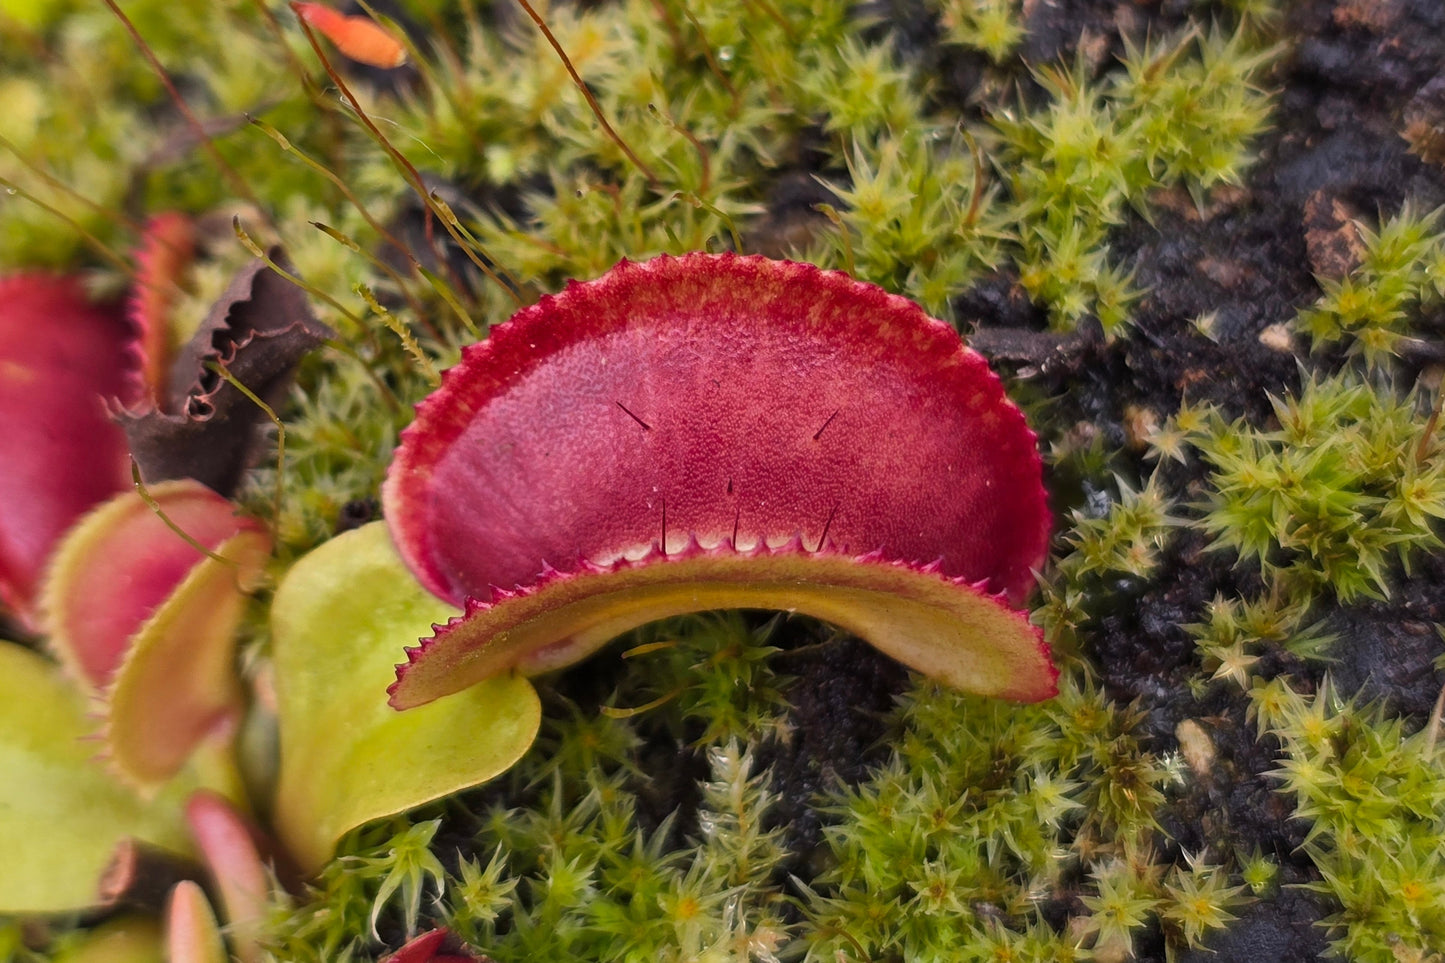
[888,0,1445,959]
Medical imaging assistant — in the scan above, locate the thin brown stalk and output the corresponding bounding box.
[291,7,524,306]
[741,0,797,43]
[651,104,712,195]
[0,135,143,235]
[815,203,854,276]
[645,0,687,61]
[0,174,133,276]
[356,283,441,387]
[1417,386,1445,466]
[245,0,329,107]
[248,117,426,275]
[512,0,662,188]
[232,216,365,329]
[1424,679,1445,756]
[680,6,741,116]
[352,0,490,161]
[131,460,231,565]
[960,127,987,231]
[102,0,276,234]
[310,220,443,339]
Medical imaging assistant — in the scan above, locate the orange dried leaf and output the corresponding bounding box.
[293,2,408,69]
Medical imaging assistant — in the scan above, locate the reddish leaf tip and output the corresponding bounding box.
[383,928,482,963]
[126,212,196,406]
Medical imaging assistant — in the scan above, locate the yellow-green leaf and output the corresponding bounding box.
[54,916,164,963]
[0,643,191,914]
[270,522,540,873]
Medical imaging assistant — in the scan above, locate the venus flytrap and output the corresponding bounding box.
[0,260,289,920]
[0,645,197,915]
[381,255,1054,714]
[0,238,540,961]
[9,0,1411,960]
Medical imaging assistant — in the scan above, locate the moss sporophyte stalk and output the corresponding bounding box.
[4,0,1445,960]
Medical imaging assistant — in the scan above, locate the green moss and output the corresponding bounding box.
[1299,204,1445,367]
[808,129,1007,315]
[11,0,1445,960]
[996,26,1277,334]
[1181,374,1445,602]
[1257,680,1445,961]
[933,0,1024,63]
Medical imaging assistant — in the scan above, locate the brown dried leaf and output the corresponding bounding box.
[119,248,333,496]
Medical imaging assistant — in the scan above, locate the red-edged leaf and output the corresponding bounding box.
[383,254,1054,709]
[383,928,483,963]
[41,480,270,785]
[42,480,264,691]
[127,212,196,405]
[103,520,270,785]
[391,540,1056,709]
[0,275,132,625]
